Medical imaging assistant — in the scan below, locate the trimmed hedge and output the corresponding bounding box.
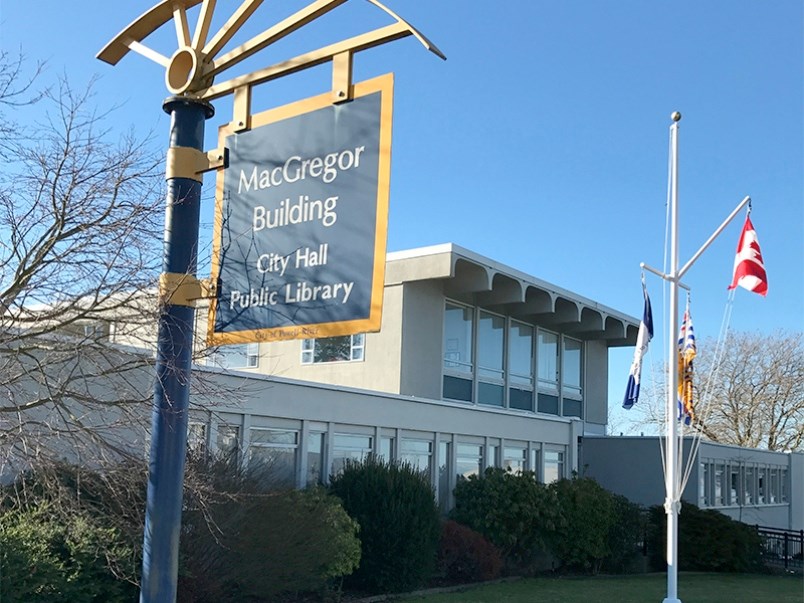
[330,455,441,593]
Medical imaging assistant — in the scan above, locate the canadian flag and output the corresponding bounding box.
[728,216,768,296]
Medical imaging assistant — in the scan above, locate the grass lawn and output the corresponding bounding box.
[402,573,804,603]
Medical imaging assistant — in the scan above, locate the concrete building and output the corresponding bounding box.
[186,243,639,510]
[581,436,803,531]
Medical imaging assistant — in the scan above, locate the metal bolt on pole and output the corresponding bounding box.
[140,96,214,603]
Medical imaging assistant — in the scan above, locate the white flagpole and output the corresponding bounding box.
[640,114,752,603]
[663,111,682,603]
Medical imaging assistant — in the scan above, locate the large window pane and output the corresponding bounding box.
[248,428,298,487]
[503,447,527,473]
[444,304,473,373]
[543,450,564,483]
[331,434,372,476]
[307,432,324,486]
[401,439,432,475]
[509,322,534,386]
[456,443,483,479]
[563,337,583,398]
[477,312,504,379]
[537,330,559,393]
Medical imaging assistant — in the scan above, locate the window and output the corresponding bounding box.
[443,303,474,401]
[206,343,259,369]
[537,330,559,415]
[187,422,207,453]
[301,334,364,364]
[714,464,724,506]
[744,466,755,505]
[769,468,779,504]
[307,432,325,486]
[456,443,483,479]
[729,466,740,506]
[530,448,541,481]
[503,446,527,473]
[216,424,240,463]
[477,311,505,406]
[508,321,534,411]
[379,436,394,462]
[757,467,766,504]
[331,434,372,475]
[438,441,451,513]
[248,428,298,486]
[781,469,789,502]
[442,304,583,415]
[401,439,432,475]
[543,449,564,483]
[562,337,583,417]
[700,462,711,506]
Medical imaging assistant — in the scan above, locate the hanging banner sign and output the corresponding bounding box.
[208,74,393,344]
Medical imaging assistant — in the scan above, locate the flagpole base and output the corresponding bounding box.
[662,598,682,602]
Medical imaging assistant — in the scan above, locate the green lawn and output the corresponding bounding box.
[402,573,804,603]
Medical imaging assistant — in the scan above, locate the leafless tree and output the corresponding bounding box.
[695,330,803,451]
[627,330,804,451]
[0,51,165,473]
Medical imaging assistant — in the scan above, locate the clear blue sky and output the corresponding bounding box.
[2,1,801,432]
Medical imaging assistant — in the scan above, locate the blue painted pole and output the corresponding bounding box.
[140,96,214,603]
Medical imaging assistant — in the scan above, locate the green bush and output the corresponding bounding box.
[0,504,136,603]
[438,519,503,583]
[179,457,361,602]
[330,455,441,593]
[647,502,764,572]
[451,468,560,568]
[602,493,646,574]
[548,477,616,573]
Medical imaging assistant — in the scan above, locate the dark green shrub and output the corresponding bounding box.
[179,456,361,602]
[647,502,764,572]
[601,493,646,574]
[548,476,615,573]
[0,504,136,603]
[330,455,441,593]
[451,468,560,567]
[438,519,503,583]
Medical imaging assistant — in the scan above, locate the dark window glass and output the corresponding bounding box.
[478,382,504,406]
[537,393,559,415]
[509,387,534,411]
[443,375,472,402]
[563,398,583,418]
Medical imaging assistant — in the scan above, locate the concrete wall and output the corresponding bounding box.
[399,279,445,399]
[255,284,404,393]
[584,339,609,432]
[582,436,802,531]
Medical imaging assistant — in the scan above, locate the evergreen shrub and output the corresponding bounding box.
[647,502,764,572]
[450,467,560,567]
[548,476,616,573]
[179,456,361,602]
[329,455,441,593]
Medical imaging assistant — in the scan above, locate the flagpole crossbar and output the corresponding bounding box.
[678,196,751,279]
[639,262,691,291]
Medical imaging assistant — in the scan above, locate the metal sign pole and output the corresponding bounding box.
[141,96,214,603]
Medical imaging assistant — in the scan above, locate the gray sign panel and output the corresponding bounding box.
[209,75,393,343]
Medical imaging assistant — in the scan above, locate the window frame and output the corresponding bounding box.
[301,334,365,364]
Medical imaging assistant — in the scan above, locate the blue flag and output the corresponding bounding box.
[623,284,654,409]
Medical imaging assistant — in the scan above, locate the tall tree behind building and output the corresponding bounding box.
[697,330,803,451]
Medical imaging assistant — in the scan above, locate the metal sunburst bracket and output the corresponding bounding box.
[98,0,445,110]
